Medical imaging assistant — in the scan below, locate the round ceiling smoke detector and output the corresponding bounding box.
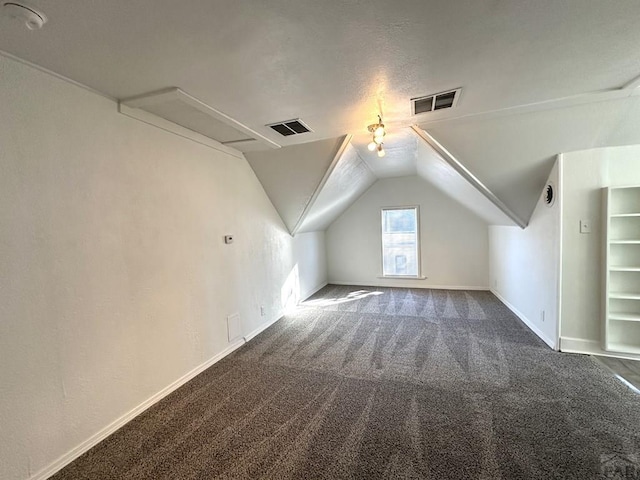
[1,1,47,30]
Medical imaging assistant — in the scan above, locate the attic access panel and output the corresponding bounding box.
[120,88,279,152]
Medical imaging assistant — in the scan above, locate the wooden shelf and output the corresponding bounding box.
[604,185,640,355]
[610,293,640,300]
[610,313,640,322]
[606,343,640,355]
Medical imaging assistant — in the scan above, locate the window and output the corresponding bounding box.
[381,207,420,277]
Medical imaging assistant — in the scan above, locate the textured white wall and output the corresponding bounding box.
[560,145,640,357]
[326,176,490,289]
[0,55,326,479]
[293,231,328,300]
[489,161,561,349]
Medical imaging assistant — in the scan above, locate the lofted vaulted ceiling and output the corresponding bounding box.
[2,0,640,227]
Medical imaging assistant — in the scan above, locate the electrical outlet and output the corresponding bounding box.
[580,220,591,234]
[541,310,545,322]
[260,306,265,316]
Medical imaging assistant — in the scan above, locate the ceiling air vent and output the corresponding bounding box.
[267,119,312,136]
[412,88,462,115]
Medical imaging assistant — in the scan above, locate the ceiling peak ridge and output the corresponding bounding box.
[291,135,352,236]
[411,126,527,229]
[351,140,377,177]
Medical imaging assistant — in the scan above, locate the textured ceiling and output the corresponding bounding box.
[1,0,639,145]
[2,0,640,225]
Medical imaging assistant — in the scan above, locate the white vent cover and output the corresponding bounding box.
[120,88,279,152]
[267,119,312,137]
[543,182,555,207]
[412,88,462,115]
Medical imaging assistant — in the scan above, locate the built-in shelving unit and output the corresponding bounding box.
[603,186,640,354]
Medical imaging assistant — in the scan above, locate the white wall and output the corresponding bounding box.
[326,176,490,289]
[292,231,328,300]
[489,161,561,349]
[0,54,326,480]
[559,145,640,357]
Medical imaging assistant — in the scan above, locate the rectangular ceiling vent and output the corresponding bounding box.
[412,88,462,115]
[267,119,312,136]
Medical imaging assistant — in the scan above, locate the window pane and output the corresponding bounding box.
[382,208,418,276]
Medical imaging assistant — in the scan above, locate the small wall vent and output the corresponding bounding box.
[412,88,462,115]
[267,119,311,136]
[543,182,555,207]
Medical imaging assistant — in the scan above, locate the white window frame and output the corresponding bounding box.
[380,206,421,278]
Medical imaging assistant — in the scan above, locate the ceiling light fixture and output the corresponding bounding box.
[367,115,386,157]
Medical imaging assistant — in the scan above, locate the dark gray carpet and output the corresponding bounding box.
[52,285,640,479]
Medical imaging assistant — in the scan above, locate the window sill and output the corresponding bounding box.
[377,275,428,280]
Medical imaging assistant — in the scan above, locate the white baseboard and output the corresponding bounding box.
[300,281,328,301]
[30,339,246,480]
[560,336,640,360]
[491,289,557,350]
[243,283,327,343]
[243,314,283,343]
[328,280,489,291]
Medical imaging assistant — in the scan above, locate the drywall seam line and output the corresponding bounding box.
[353,146,376,176]
[0,49,117,101]
[411,126,528,228]
[291,134,352,236]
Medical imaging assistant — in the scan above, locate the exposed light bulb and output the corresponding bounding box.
[367,116,387,156]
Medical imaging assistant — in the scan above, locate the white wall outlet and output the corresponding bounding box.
[260,305,265,316]
[541,310,545,322]
[224,235,234,244]
[579,220,591,234]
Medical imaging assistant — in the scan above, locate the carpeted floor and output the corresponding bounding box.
[53,285,640,479]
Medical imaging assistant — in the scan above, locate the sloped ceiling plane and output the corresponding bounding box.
[2,0,640,231]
